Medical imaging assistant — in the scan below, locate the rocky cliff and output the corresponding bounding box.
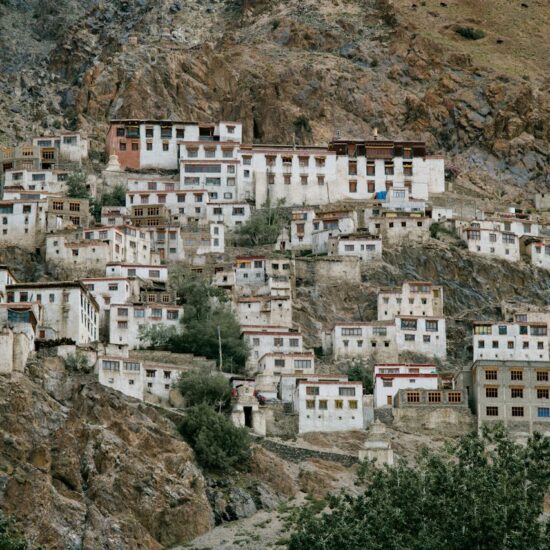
[0,355,213,549]
[0,0,548,188]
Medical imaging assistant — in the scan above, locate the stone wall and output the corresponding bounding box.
[264,403,298,437]
[392,406,475,436]
[295,256,361,286]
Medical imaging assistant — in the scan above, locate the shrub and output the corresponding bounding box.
[178,369,232,412]
[0,512,28,550]
[454,26,486,40]
[346,360,373,393]
[180,404,251,472]
[64,351,91,373]
[235,199,291,246]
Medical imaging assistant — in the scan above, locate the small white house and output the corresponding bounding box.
[473,321,549,362]
[330,322,397,361]
[462,225,520,262]
[522,237,550,270]
[327,233,382,262]
[373,363,438,407]
[296,380,364,433]
[243,327,303,370]
[235,296,292,328]
[258,351,315,375]
[109,302,183,349]
[105,263,166,282]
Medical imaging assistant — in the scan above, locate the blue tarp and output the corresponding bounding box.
[375,191,387,200]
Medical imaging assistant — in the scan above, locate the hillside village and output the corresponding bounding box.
[0,119,549,452]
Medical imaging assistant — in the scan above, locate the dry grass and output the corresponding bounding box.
[394,0,550,79]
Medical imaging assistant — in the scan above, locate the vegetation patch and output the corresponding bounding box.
[454,26,486,40]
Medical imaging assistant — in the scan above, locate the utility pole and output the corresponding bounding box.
[217,325,223,371]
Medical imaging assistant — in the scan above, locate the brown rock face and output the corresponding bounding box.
[0,357,213,549]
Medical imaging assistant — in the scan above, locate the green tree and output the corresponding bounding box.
[179,404,251,472]
[92,184,127,221]
[178,369,232,412]
[346,360,373,393]
[140,270,249,373]
[0,512,28,550]
[288,426,550,550]
[66,171,90,199]
[235,199,291,246]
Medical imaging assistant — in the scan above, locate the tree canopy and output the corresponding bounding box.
[288,426,550,550]
[179,404,251,472]
[178,369,232,412]
[234,199,291,246]
[140,269,249,373]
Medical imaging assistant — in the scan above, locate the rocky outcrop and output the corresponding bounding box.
[0,355,213,548]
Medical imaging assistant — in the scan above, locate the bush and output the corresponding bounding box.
[180,404,251,472]
[454,26,486,40]
[64,351,91,373]
[0,512,28,550]
[346,360,373,393]
[66,172,90,200]
[178,369,232,412]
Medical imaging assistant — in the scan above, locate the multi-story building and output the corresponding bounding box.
[0,265,17,300]
[32,132,89,164]
[295,379,364,433]
[101,206,128,226]
[98,356,193,403]
[105,120,242,171]
[235,295,292,328]
[257,351,315,375]
[248,137,444,208]
[461,225,520,262]
[366,212,432,244]
[311,210,357,254]
[6,281,98,343]
[373,363,438,407]
[243,327,304,370]
[330,321,397,361]
[395,316,447,359]
[377,281,444,321]
[327,233,382,262]
[105,263,166,282]
[289,208,316,250]
[473,321,549,362]
[521,236,550,270]
[206,202,252,228]
[467,360,550,434]
[109,302,183,349]
[3,169,69,194]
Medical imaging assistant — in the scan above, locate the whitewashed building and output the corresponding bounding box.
[373,363,438,407]
[6,281,98,343]
[327,233,382,262]
[367,213,432,244]
[32,132,89,164]
[4,169,69,194]
[521,237,550,270]
[243,327,304,370]
[377,281,444,321]
[395,316,447,359]
[109,302,183,349]
[236,296,292,329]
[462,225,520,262]
[473,321,549,362]
[206,202,251,228]
[105,263,166,282]
[330,322,397,361]
[296,379,364,433]
[258,351,315,375]
[289,208,316,250]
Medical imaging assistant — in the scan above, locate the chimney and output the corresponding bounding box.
[373,127,378,140]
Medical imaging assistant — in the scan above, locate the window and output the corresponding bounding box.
[306,386,319,396]
[124,362,140,371]
[511,387,524,399]
[478,340,485,349]
[486,406,499,416]
[149,270,160,278]
[401,319,417,330]
[349,180,357,193]
[306,400,315,409]
[511,406,524,417]
[317,175,325,185]
[537,389,549,399]
[511,370,523,381]
[132,142,139,151]
[117,321,128,329]
[289,338,299,347]
[405,334,415,341]
[531,325,547,336]
[335,400,344,409]
[117,307,128,316]
[474,325,491,335]
[108,284,119,291]
[366,161,375,175]
[349,400,358,409]
[498,325,507,335]
[342,327,362,336]
[119,142,127,151]
[426,320,438,332]
[536,371,549,381]
[167,310,179,320]
[485,369,497,380]
[407,391,420,403]
[294,360,312,370]
[428,391,441,403]
[537,407,550,418]
[116,127,125,137]
[151,308,162,318]
[146,369,156,378]
[339,387,356,396]
[318,400,328,410]
[145,127,154,137]
[486,387,498,398]
[382,379,393,387]
[103,360,120,371]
